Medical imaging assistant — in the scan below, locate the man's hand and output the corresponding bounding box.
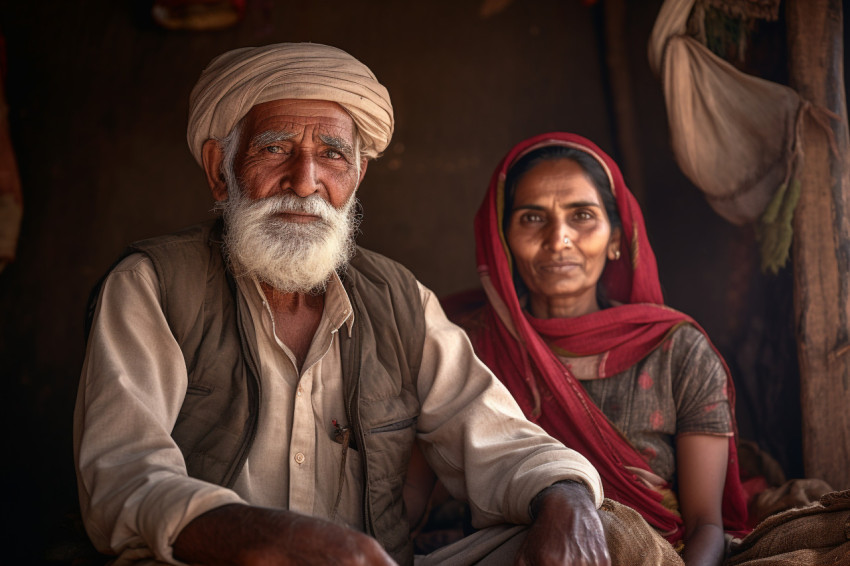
[515,481,611,566]
[173,503,398,566]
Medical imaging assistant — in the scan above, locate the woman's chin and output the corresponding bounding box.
[529,287,598,315]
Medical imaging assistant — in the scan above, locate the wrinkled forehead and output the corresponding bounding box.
[241,99,358,140]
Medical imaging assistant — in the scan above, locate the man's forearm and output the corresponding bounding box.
[174,504,260,564]
[517,480,611,566]
[529,480,594,520]
[173,503,398,566]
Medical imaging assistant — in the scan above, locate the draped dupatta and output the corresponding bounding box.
[469,132,748,541]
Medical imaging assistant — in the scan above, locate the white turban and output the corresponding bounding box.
[187,42,394,166]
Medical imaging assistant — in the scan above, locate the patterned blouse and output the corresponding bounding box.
[557,324,733,486]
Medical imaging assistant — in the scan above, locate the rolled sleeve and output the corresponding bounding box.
[413,282,603,528]
[74,255,246,564]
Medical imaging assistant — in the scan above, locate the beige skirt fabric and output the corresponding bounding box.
[415,498,683,566]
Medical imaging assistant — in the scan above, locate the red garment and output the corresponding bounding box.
[467,132,748,541]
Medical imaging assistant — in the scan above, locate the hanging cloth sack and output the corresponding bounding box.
[648,0,836,272]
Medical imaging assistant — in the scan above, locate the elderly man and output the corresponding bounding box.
[74,43,612,566]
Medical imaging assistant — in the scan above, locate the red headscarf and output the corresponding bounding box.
[468,132,748,541]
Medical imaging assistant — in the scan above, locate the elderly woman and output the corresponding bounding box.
[450,132,749,566]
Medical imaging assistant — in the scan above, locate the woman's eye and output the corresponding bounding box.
[519,213,544,224]
[574,209,594,221]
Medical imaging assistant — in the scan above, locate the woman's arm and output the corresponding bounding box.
[676,433,729,566]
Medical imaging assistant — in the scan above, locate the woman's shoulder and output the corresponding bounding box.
[624,321,724,384]
[665,322,711,349]
[657,323,730,397]
[654,322,724,368]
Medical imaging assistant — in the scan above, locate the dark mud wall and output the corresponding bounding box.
[0,0,819,561]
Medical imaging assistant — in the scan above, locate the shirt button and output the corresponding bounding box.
[294,452,305,464]
[296,387,303,397]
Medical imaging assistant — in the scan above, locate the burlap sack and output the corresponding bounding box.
[747,478,835,526]
[598,498,684,566]
[648,0,805,226]
[727,489,850,566]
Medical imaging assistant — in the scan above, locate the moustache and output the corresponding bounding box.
[247,193,341,223]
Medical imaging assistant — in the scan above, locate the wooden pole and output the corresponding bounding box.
[787,0,850,490]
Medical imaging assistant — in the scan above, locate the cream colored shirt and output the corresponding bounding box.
[74,253,603,565]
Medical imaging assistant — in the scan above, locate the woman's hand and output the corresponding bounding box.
[515,481,611,566]
[174,503,398,566]
[677,434,729,566]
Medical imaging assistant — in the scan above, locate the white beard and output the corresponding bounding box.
[217,187,359,294]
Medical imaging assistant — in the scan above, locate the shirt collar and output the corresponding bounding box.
[325,270,355,336]
[236,271,355,337]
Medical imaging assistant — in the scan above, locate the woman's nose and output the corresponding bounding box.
[545,223,574,251]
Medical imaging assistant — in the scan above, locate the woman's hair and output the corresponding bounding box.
[502,144,623,308]
[503,145,621,236]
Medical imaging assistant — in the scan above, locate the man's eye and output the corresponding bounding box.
[325,149,343,160]
[265,146,284,154]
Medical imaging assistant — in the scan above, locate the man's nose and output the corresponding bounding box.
[284,152,321,197]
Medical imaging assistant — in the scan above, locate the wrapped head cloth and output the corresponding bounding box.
[187,42,394,166]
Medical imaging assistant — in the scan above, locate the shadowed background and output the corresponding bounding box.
[2,0,836,561]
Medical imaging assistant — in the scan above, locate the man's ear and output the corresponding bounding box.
[202,139,228,202]
[356,157,369,189]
